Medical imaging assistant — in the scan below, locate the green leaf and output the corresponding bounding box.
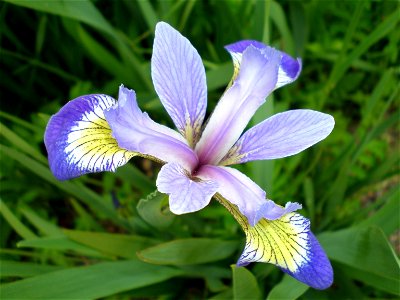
[318,226,400,295]
[0,260,63,278]
[0,122,47,164]
[356,186,400,236]
[232,266,261,300]
[19,206,63,236]
[325,8,399,97]
[137,191,175,230]
[270,1,294,54]
[5,0,114,35]
[17,236,104,258]
[64,230,159,259]
[62,20,132,84]
[1,260,182,299]
[0,199,37,240]
[267,274,309,300]
[0,145,126,228]
[136,0,158,30]
[206,62,232,91]
[138,238,238,265]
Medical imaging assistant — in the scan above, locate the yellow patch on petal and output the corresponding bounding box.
[65,107,136,173]
[225,52,242,90]
[215,194,310,273]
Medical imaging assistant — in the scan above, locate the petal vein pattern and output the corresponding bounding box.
[44,94,136,180]
[195,46,281,165]
[104,86,198,171]
[152,22,207,147]
[156,163,219,214]
[197,165,266,226]
[216,195,333,290]
[221,109,335,165]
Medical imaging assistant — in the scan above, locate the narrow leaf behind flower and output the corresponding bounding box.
[232,266,262,300]
[267,274,309,300]
[138,238,238,265]
[318,226,400,295]
[64,230,159,259]
[1,260,183,299]
[137,191,175,230]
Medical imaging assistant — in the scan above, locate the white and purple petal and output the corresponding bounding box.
[225,40,302,89]
[255,201,302,223]
[104,86,198,172]
[156,163,219,215]
[44,94,136,180]
[216,195,333,289]
[152,22,207,146]
[197,165,267,226]
[236,211,333,290]
[221,109,335,165]
[195,46,281,165]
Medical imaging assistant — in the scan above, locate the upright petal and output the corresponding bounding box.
[104,86,198,172]
[156,163,219,214]
[152,22,207,147]
[221,110,335,165]
[197,165,267,226]
[215,195,333,290]
[225,40,302,89]
[195,46,281,165]
[44,94,136,180]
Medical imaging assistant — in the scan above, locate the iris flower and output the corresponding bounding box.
[45,22,335,289]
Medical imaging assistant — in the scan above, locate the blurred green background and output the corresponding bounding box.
[1,0,399,299]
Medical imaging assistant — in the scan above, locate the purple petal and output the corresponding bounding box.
[281,232,334,290]
[255,200,302,224]
[276,53,302,89]
[225,40,266,53]
[195,46,281,165]
[156,163,219,214]
[104,85,198,172]
[152,22,207,147]
[234,209,333,289]
[221,110,335,165]
[197,165,266,226]
[225,40,302,89]
[44,94,136,180]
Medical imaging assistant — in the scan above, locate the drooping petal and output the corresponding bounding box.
[152,22,207,147]
[255,201,302,222]
[156,163,219,214]
[104,85,198,172]
[215,195,333,290]
[197,165,267,226]
[44,94,136,180]
[195,46,281,165]
[225,40,302,89]
[221,110,335,165]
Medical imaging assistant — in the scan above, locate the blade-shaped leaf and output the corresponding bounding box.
[137,191,175,230]
[0,260,63,278]
[64,230,159,259]
[138,238,238,265]
[1,260,182,299]
[318,226,400,295]
[17,236,104,258]
[267,274,309,300]
[4,0,114,35]
[232,266,261,300]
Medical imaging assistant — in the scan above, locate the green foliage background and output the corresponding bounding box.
[0,0,399,299]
